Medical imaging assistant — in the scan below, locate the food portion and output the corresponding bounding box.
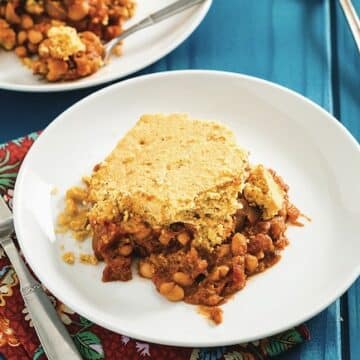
[0,0,135,81]
[88,113,249,250]
[58,113,303,324]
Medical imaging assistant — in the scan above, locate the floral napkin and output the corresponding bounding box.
[0,133,309,360]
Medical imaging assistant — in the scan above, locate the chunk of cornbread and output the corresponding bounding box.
[39,26,85,60]
[88,114,249,249]
[243,165,285,219]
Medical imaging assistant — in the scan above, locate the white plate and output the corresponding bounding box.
[0,0,211,92]
[13,71,360,347]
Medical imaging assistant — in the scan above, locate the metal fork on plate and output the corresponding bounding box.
[0,196,82,360]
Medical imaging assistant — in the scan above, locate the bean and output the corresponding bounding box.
[217,244,230,258]
[5,3,20,24]
[17,31,27,45]
[159,282,184,302]
[245,254,258,274]
[138,261,154,279]
[118,245,132,256]
[67,1,90,21]
[177,232,190,246]
[270,217,286,240]
[207,294,222,306]
[231,233,247,255]
[15,46,27,57]
[28,29,43,44]
[208,265,229,281]
[20,14,33,29]
[173,272,193,286]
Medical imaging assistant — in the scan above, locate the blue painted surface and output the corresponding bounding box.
[0,0,359,358]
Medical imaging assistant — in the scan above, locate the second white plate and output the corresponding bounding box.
[0,0,211,92]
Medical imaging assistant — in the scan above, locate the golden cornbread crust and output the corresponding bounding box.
[39,26,85,61]
[244,165,285,219]
[88,114,249,248]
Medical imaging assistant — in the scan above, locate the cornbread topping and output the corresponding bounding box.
[244,165,285,219]
[89,114,249,249]
[39,26,85,60]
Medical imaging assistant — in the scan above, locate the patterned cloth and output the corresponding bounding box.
[0,133,310,360]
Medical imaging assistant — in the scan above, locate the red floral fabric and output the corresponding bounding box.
[0,133,310,360]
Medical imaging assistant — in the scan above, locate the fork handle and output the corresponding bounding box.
[1,236,82,360]
[105,0,208,60]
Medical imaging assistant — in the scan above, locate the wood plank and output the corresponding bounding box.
[333,1,360,359]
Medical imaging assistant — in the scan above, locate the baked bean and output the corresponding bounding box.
[207,294,222,306]
[159,282,184,302]
[17,31,27,45]
[256,221,271,233]
[68,1,90,21]
[15,46,27,57]
[177,232,190,246]
[118,245,132,256]
[217,244,230,258]
[245,254,258,273]
[210,307,223,324]
[28,29,43,44]
[20,14,33,29]
[231,233,247,255]
[173,272,193,286]
[5,3,21,24]
[270,217,286,240]
[208,265,229,281]
[138,261,154,279]
[258,233,274,252]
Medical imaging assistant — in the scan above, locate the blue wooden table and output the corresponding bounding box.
[1,0,359,358]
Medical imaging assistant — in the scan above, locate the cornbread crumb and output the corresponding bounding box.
[244,165,285,219]
[62,252,75,265]
[39,26,85,60]
[60,244,65,250]
[51,186,59,195]
[88,114,249,249]
[57,185,91,241]
[79,254,98,265]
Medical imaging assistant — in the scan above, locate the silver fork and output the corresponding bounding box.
[104,0,209,62]
[0,196,82,360]
[339,0,360,53]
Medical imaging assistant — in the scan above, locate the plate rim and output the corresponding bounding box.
[13,70,360,347]
[0,0,212,93]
